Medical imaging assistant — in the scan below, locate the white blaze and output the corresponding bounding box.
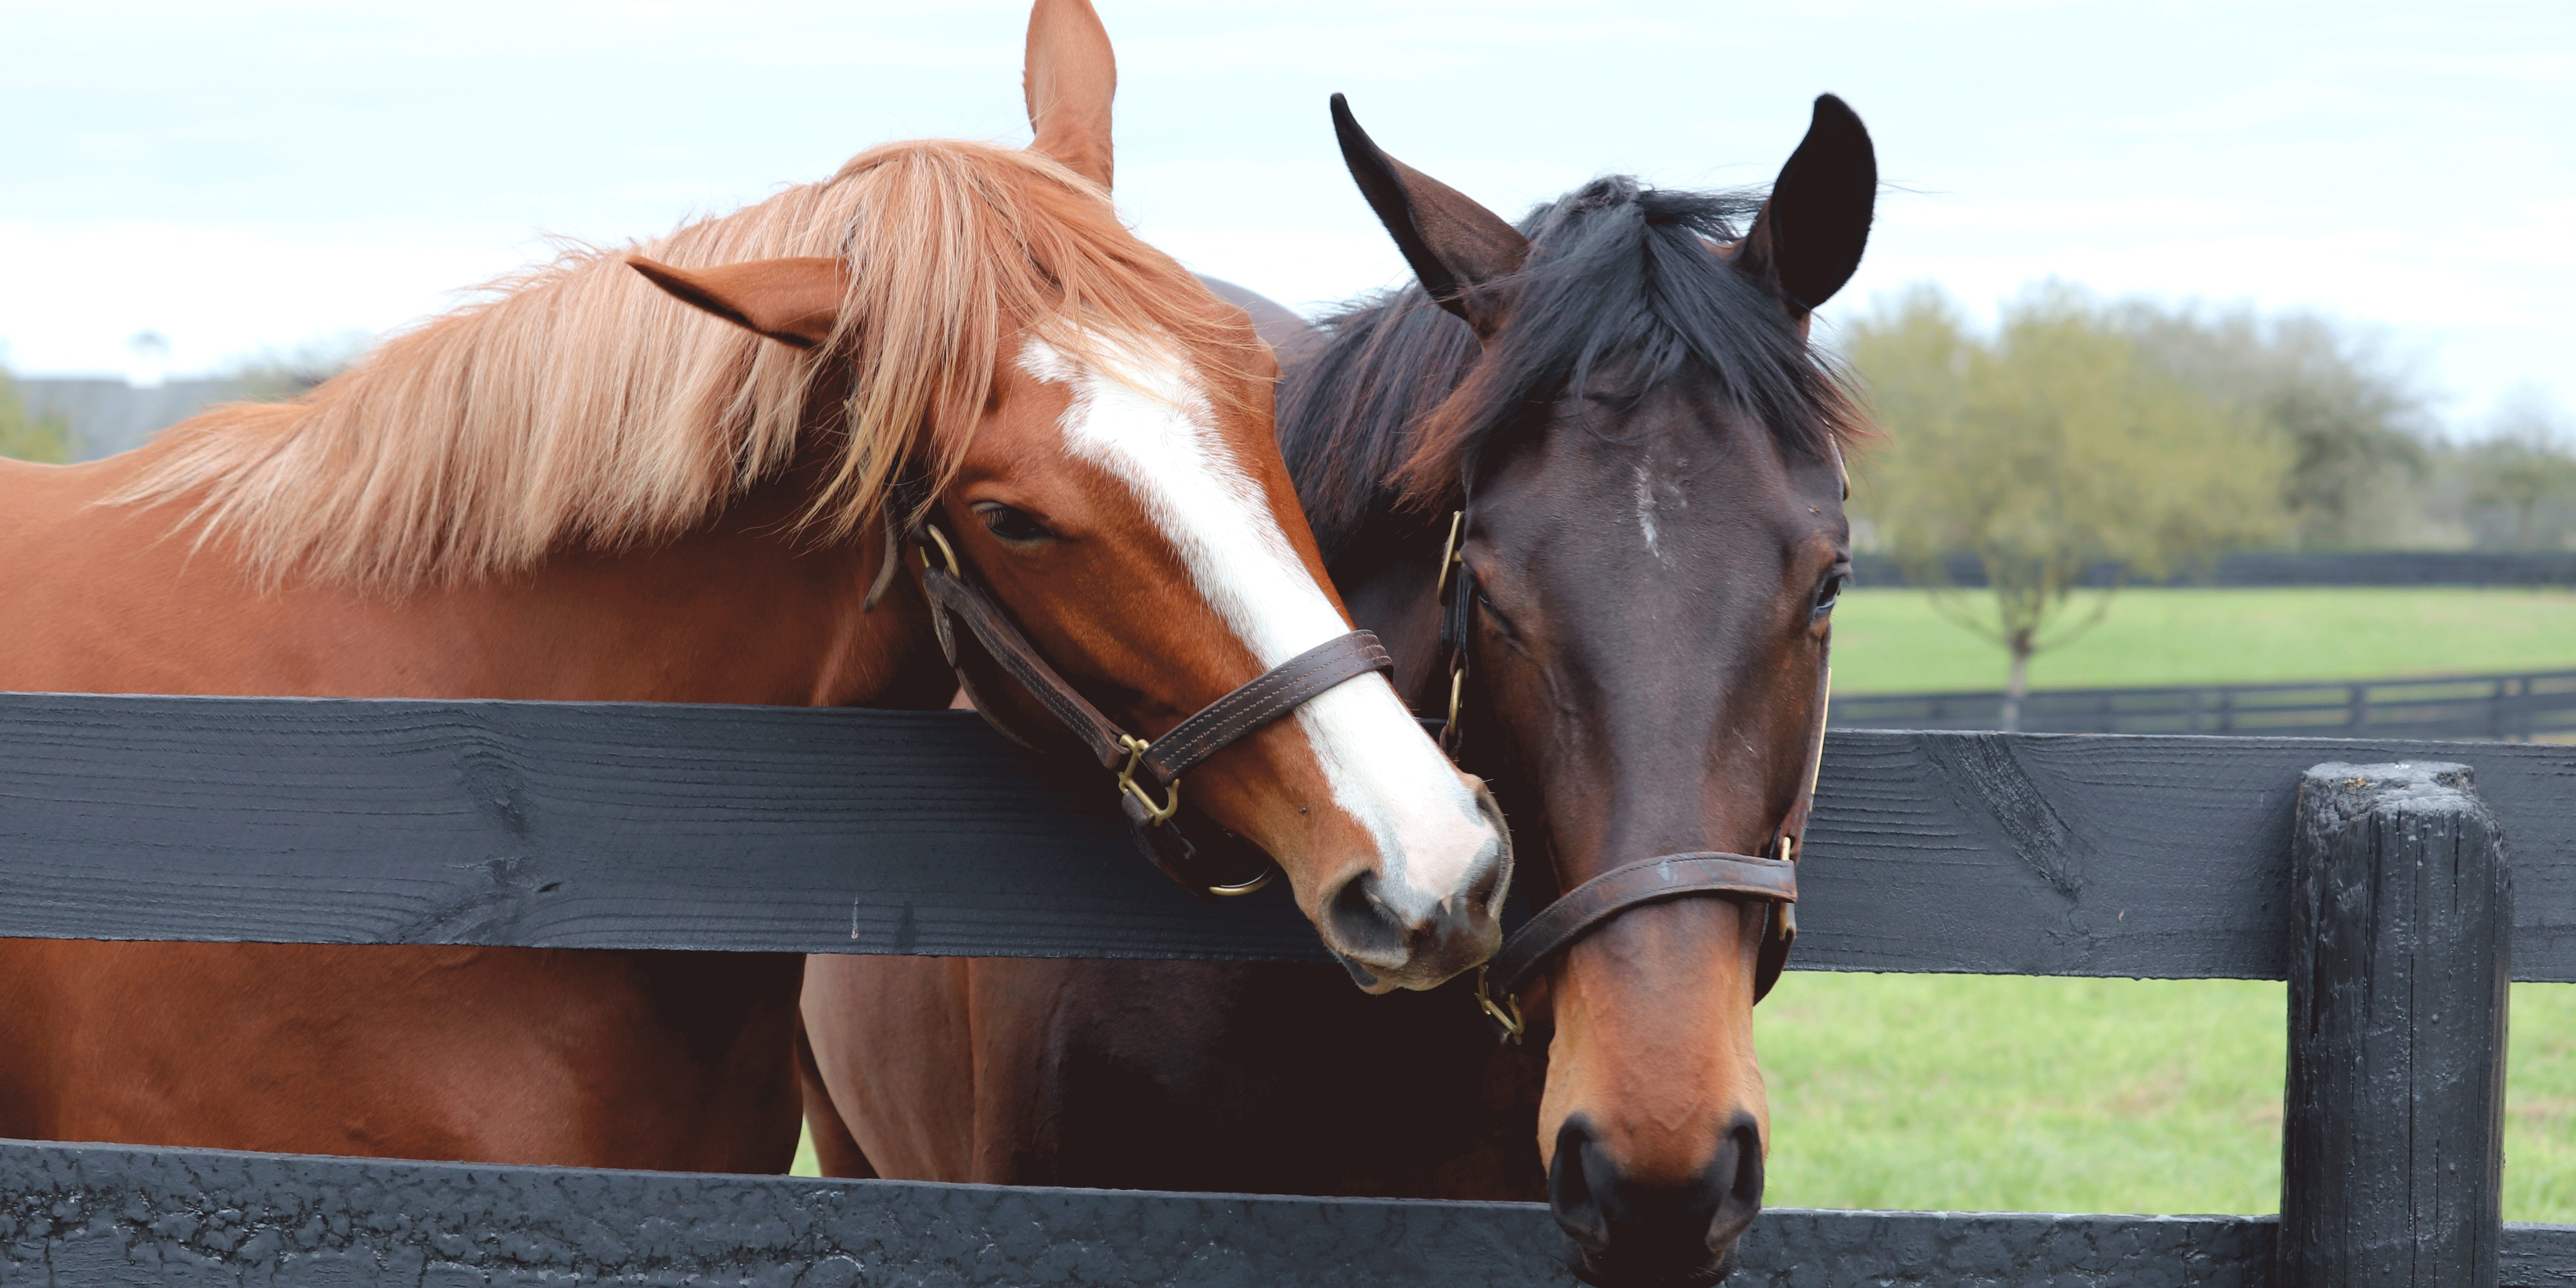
[1634,460,1665,562]
[1021,334,1497,908]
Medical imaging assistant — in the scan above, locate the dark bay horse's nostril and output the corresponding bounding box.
[1706,1114,1766,1249]
[1549,1117,1616,1255]
[1549,1112,1766,1287]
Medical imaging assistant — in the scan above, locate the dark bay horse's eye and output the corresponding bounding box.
[1472,588,1519,641]
[974,503,1055,544]
[1813,572,1847,614]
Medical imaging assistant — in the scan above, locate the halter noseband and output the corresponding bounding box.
[887,478,1393,897]
[1431,504,1832,1042]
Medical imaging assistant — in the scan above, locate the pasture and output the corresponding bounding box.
[791,978,2576,1222]
[1832,586,2576,694]
[1756,975,2576,1222]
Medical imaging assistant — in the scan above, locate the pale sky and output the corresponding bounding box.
[4,1,2570,432]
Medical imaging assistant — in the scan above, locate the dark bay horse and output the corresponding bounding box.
[801,95,1875,1287]
[0,0,1504,1170]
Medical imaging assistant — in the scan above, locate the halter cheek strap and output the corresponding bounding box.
[887,481,1394,897]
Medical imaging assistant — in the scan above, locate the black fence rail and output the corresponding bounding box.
[1834,667,2576,741]
[1852,550,2576,588]
[0,693,2572,1285]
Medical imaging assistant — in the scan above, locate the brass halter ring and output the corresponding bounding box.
[1444,665,1465,745]
[1474,965,1526,1044]
[918,524,962,578]
[1436,509,1466,598]
[1112,735,1272,895]
[1114,735,1182,826]
[1205,867,1274,897]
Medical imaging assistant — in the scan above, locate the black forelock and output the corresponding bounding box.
[1279,176,1854,565]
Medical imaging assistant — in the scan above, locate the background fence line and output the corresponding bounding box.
[1832,666,2576,741]
[1850,550,2576,589]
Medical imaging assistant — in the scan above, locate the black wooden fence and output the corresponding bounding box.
[2,691,2574,1285]
[1833,667,2576,741]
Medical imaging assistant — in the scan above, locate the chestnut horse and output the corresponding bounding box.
[0,1,1504,1170]
[800,95,1874,1287]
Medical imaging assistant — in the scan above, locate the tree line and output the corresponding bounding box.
[1840,283,2576,725]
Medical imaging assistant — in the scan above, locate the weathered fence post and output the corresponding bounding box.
[2280,762,2511,1287]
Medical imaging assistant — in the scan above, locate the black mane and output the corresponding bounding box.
[1278,177,1853,565]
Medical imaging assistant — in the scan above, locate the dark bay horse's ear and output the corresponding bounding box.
[1733,94,1876,319]
[1331,93,1529,340]
[1024,0,1116,190]
[627,256,849,350]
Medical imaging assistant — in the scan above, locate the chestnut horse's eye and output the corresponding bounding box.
[974,503,1055,544]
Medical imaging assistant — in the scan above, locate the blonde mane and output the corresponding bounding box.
[115,140,1257,589]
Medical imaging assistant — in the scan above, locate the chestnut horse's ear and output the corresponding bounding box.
[626,256,849,350]
[1733,94,1876,319]
[1024,0,1116,190]
[1331,93,1529,340]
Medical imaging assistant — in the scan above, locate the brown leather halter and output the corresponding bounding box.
[873,482,1395,897]
[1427,507,1830,1042]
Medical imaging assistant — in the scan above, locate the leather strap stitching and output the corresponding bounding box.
[1142,633,1391,781]
[1483,852,1798,1003]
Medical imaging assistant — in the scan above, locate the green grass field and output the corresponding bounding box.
[1757,975,2576,1221]
[1832,586,2576,694]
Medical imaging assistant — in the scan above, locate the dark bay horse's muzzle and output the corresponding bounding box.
[1550,1112,1765,1288]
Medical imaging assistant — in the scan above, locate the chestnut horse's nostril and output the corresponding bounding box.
[1549,1112,1766,1287]
[1459,840,1508,922]
[1318,842,1506,987]
[1322,872,1412,964]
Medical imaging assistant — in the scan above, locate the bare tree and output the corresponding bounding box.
[1844,284,2289,728]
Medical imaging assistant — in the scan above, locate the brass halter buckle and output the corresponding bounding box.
[1115,734,1182,826]
[1474,965,1526,1045]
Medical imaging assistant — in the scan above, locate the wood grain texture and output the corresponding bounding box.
[2278,764,2509,1287]
[0,692,1327,962]
[4,1138,2574,1288]
[2,692,2571,978]
[1799,730,2576,981]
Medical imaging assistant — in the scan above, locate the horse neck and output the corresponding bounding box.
[3,450,954,708]
[405,474,956,708]
[1328,523,1450,713]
